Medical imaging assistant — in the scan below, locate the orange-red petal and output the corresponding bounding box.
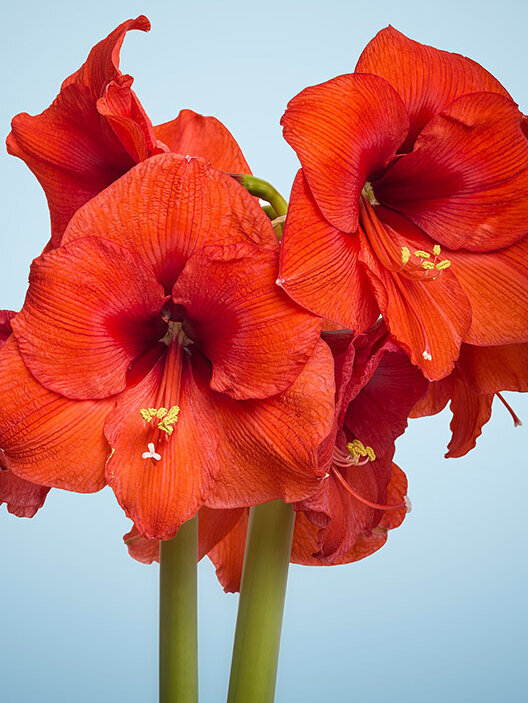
[155,109,251,173]
[279,171,379,331]
[62,154,277,293]
[457,343,528,394]
[281,74,408,233]
[0,338,111,491]
[356,26,510,146]
[173,242,323,400]
[207,510,249,593]
[445,378,493,458]
[12,237,165,400]
[0,467,50,518]
[376,92,528,250]
[205,339,335,508]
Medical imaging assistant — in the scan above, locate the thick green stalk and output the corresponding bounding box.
[227,501,295,703]
[159,515,199,703]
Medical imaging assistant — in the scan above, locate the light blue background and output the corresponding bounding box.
[1,1,527,701]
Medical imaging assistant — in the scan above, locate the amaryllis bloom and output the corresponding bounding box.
[126,321,427,590]
[7,16,251,251]
[279,26,528,380]
[0,154,335,540]
[0,310,50,517]
[411,343,527,457]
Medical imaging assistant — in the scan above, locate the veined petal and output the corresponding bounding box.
[62,154,277,293]
[173,242,323,399]
[155,110,251,173]
[105,349,222,541]
[356,26,511,146]
[359,232,471,380]
[205,339,335,508]
[457,343,528,394]
[12,237,165,400]
[281,74,408,233]
[0,338,111,491]
[448,239,528,345]
[0,467,50,518]
[410,375,454,418]
[376,93,528,250]
[280,171,379,331]
[446,378,493,458]
[0,310,15,344]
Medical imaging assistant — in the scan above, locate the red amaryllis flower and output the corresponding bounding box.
[0,311,50,517]
[411,343,527,457]
[0,154,334,540]
[280,26,528,380]
[126,321,427,590]
[7,16,251,251]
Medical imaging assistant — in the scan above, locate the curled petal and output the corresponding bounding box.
[446,378,493,458]
[410,376,454,418]
[173,242,323,400]
[155,110,251,173]
[280,171,379,331]
[281,74,408,233]
[0,338,110,492]
[457,344,528,395]
[356,26,511,146]
[12,237,165,400]
[207,511,249,593]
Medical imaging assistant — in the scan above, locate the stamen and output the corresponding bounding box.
[421,261,435,270]
[401,247,411,265]
[497,392,523,426]
[142,442,162,461]
[433,244,441,256]
[331,468,407,511]
[140,405,180,435]
[435,260,451,270]
[414,250,431,259]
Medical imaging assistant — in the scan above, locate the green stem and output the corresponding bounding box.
[227,501,295,703]
[159,515,199,703]
[232,174,288,217]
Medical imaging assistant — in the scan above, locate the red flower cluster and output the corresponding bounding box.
[2,18,526,585]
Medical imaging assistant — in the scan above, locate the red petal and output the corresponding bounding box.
[359,230,471,380]
[12,237,165,400]
[207,511,248,593]
[63,154,277,293]
[376,93,528,250]
[105,349,223,540]
[205,339,335,508]
[155,110,251,173]
[7,17,152,249]
[173,242,323,400]
[448,239,528,345]
[279,171,379,331]
[410,376,454,418]
[123,525,159,564]
[281,74,408,233]
[457,344,528,394]
[356,26,511,146]
[0,467,50,518]
[445,378,493,458]
[0,310,15,346]
[0,338,111,492]
[62,17,150,94]
[344,346,428,456]
[97,76,164,162]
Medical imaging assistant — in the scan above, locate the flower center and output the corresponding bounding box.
[330,440,408,512]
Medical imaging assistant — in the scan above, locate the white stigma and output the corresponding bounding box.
[275,277,285,286]
[142,442,161,461]
[422,350,432,361]
[404,495,413,513]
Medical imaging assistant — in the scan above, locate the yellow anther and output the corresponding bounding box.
[433,244,441,256]
[436,259,451,270]
[140,406,180,435]
[158,406,180,436]
[346,440,376,462]
[401,247,410,265]
[414,250,430,259]
[421,261,435,270]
